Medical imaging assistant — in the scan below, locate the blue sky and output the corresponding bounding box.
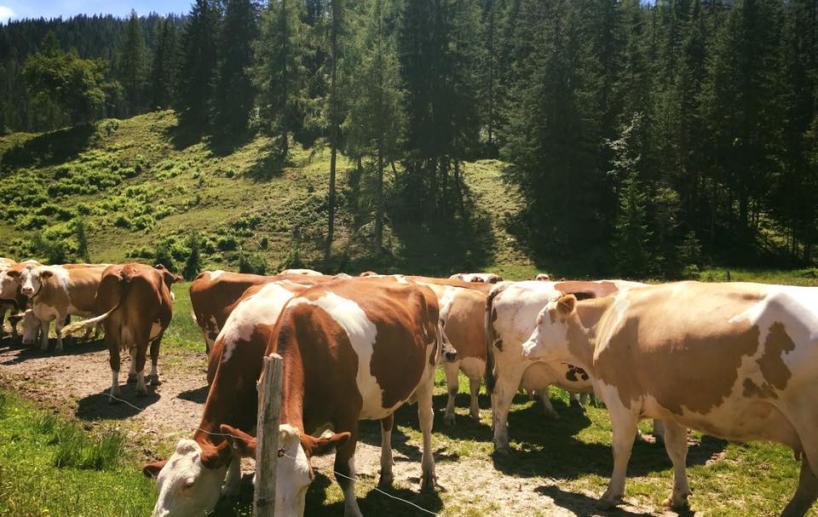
[0,1,193,23]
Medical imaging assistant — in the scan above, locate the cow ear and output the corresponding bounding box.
[556,294,577,317]
[220,424,257,457]
[143,460,166,478]
[40,269,54,279]
[199,440,231,469]
[306,432,351,457]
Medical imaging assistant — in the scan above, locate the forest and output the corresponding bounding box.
[1,0,817,278]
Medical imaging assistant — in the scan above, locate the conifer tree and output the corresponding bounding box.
[175,0,220,128]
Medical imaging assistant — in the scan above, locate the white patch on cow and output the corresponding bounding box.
[437,286,458,323]
[151,439,227,517]
[208,270,225,281]
[291,292,389,419]
[394,275,409,284]
[218,282,298,364]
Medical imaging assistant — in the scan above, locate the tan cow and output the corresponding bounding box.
[15,263,106,351]
[190,270,334,357]
[0,258,25,340]
[522,281,818,515]
[486,279,646,450]
[62,264,182,398]
[145,278,447,517]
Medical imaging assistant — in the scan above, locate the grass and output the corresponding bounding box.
[0,390,155,516]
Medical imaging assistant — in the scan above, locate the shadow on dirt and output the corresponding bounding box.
[535,485,658,517]
[177,384,209,404]
[75,384,160,420]
[0,337,107,366]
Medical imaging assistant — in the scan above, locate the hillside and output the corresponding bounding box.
[0,111,537,277]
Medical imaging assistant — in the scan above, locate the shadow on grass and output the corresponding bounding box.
[1,124,96,170]
[75,384,160,421]
[245,151,286,181]
[177,384,209,404]
[0,337,107,366]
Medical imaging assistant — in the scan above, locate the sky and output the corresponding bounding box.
[0,1,193,23]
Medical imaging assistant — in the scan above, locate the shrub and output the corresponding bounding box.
[238,252,267,275]
[154,242,176,272]
[183,232,202,280]
[217,236,237,251]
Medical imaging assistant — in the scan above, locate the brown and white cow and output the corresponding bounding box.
[0,258,27,340]
[145,278,446,517]
[522,281,818,515]
[190,270,333,357]
[62,263,182,397]
[144,279,313,515]
[15,262,106,351]
[486,279,646,450]
[534,273,551,281]
[449,272,503,284]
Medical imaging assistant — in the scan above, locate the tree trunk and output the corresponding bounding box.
[326,0,340,259]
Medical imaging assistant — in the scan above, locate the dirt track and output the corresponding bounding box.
[0,336,669,516]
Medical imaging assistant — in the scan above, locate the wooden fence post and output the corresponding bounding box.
[255,353,283,517]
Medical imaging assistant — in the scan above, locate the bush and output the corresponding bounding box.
[183,232,202,280]
[238,252,267,275]
[154,242,176,272]
[217,235,238,251]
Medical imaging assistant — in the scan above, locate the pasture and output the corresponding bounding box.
[0,276,815,517]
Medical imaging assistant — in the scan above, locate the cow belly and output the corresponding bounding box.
[33,303,60,322]
[459,357,485,380]
[520,362,592,393]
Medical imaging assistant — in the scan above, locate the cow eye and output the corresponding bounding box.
[182,478,195,489]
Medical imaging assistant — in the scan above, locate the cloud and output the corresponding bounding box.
[0,5,14,22]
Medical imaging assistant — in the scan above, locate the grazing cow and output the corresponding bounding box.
[62,264,182,397]
[486,279,646,450]
[279,268,323,276]
[522,281,818,515]
[449,272,503,284]
[145,278,446,517]
[426,283,488,424]
[144,279,313,515]
[190,270,333,356]
[15,263,106,351]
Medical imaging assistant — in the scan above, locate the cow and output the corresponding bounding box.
[0,258,26,341]
[534,273,551,281]
[426,283,488,424]
[61,263,182,398]
[145,278,447,517]
[143,279,314,515]
[486,279,646,450]
[279,268,323,276]
[190,270,333,356]
[14,262,106,351]
[521,281,818,515]
[449,272,503,284]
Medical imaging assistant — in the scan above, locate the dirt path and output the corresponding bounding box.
[0,337,667,516]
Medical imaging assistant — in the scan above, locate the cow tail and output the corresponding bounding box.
[60,273,128,337]
[484,283,505,394]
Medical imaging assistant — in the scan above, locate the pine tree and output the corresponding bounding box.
[612,170,652,276]
[212,0,258,137]
[75,219,90,263]
[118,10,147,116]
[175,0,220,129]
[183,232,202,280]
[253,0,308,157]
[150,19,177,109]
[326,0,344,258]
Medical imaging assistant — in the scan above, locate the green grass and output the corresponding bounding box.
[0,390,156,516]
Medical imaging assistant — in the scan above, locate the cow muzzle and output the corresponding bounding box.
[20,287,33,297]
[443,350,457,362]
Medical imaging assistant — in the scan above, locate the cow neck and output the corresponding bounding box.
[566,297,614,373]
[278,347,306,434]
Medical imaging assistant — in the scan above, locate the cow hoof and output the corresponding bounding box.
[662,493,690,510]
[127,374,137,384]
[443,413,455,426]
[108,392,122,404]
[470,411,480,422]
[420,476,437,493]
[136,389,148,398]
[596,494,623,510]
[147,375,161,386]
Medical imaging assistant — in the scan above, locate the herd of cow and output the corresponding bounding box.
[1,258,817,517]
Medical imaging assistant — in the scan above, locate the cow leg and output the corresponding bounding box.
[378,415,394,488]
[598,399,640,509]
[782,403,818,517]
[652,419,666,444]
[492,366,525,451]
[782,459,818,517]
[54,314,66,352]
[222,453,242,497]
[333,429,363,517]
[39,318,50,351]
[661,421,690,509]
[109,346,121,400]
[133,343,148,396]
[443,361,459,425]
[0,306,6,339]
[468,376,481,422]
[416,371,437,491]
[147,336,162,386]
[127,348,138,383]
[538,387,560,419]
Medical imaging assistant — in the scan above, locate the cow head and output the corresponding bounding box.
[144,438,231,517]
[155,264,183,288]
[20,266,54,297]
[521,294,577,362]
[21,310,39,345]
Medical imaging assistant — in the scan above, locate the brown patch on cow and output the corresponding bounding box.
[757,322,795,390]
[742,378,778,399]
[592,282,766,416]
[566,365,589,382]
[441,288,487,361]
